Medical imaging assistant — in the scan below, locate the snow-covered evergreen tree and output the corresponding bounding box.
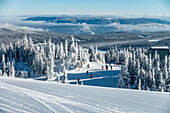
[163,56,168,80]
[11,61,15,77]
[0,70,2,76]
[138,79,141,90]
[47,46,54,79]
[55,43,60,59]
[65,39,68,58]
[89,46,95,62]
[151,67,156,91]
[62,66,68,83]
[59,42,64,60]
[1,54,6,74]
[118,57,130,89]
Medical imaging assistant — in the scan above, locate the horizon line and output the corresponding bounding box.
[0,12,170,17]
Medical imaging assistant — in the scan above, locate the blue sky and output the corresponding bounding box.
[0,0,170,16]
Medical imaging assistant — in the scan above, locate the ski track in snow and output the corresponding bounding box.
[0,82,117,113]
[1,77,170,113]
[5,81,130,112]
[0,103,28,113]
[1,82,77,113]
[6,81,118,112]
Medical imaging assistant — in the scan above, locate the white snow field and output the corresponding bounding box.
[0,76,170,113]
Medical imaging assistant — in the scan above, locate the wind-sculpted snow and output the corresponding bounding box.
[0,77,170,113]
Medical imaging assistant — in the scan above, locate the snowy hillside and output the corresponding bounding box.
[0,76,170,113]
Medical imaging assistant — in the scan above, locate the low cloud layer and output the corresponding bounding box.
[108,23,170,32]
[0,22,47,32]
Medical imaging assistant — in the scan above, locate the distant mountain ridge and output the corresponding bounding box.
[24,16,170,25]
[17,16,170,35]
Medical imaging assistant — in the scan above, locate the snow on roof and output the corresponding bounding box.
[151,46,169,49]
[20,71,28,73]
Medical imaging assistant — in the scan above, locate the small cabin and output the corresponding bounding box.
[20,71,28,78]
[150,46,169,61]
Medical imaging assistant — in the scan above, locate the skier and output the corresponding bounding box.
[81,62,82,67]
[106,65,108,70]
[91,74,93,79]
[77,78,80,84]
[82,59,84,64]
[88,64,90,68]
[102,66,104,70]
[86,70,88,75]
[87,64,89,68]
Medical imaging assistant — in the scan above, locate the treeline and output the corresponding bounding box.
[106,47,170,92]
[0,35,105,80]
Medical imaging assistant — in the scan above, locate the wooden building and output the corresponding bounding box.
[20,71,28,78]
[150,46,169,61]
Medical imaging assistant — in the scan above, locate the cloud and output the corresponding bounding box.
[18,26,46,31]
[0,22,47,31]
[107,23,170,32]
[20,20,47,24]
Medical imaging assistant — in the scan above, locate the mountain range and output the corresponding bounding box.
[24,16,170,25]
[21,16,170,35]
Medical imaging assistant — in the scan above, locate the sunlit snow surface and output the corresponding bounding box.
[0,62,170,113]
[0,76,170,113]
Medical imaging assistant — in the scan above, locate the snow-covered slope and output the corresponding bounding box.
[67,62,120,87]
[0,77,170,113]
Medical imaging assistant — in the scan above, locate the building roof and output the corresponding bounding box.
[151,46,169,49]
[20,71,28,73]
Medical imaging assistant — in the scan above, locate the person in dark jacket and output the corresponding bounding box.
[77,78,80,84]
[106,65,108,70]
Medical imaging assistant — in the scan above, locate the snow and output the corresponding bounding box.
[81,23,95,35]
[0,62,169,112]
[151,46,169,49]
[148,39,160,42]
[14,61,120,87]
[67,62,120,87]
[0,76,170,113]
[138,35,145,38]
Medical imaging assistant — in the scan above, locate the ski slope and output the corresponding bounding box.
[30,62,121,88]
[67,62,120,87]
[0,77,170,113]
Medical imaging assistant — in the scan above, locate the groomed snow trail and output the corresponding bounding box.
[67,62,120,87]
[0,77,170,113]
